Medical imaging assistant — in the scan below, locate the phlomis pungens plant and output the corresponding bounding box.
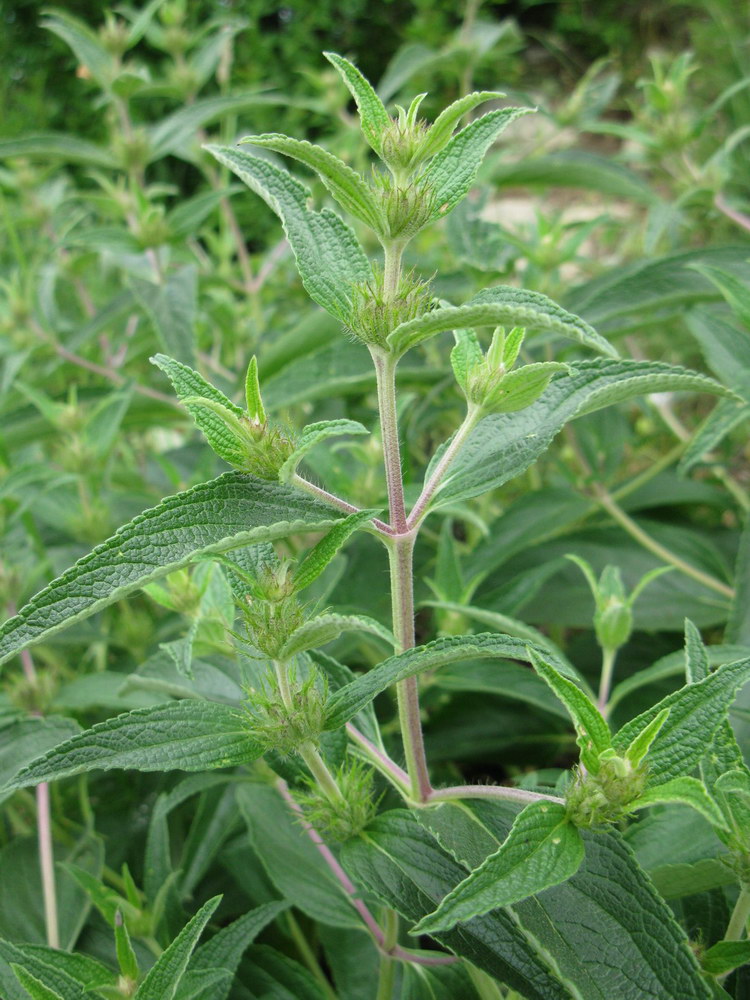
[0,51,748,1000]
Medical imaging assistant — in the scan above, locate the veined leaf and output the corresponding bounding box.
[191,901,288,976]
[0,939,87,999]
[416,91,505,162]
[292,509,379,593]
[623,707,670,768]
[388,285,615,358]
[324,52,391,154]
[412,802,584,935]
[701,940,750,976]
[279,419,368,482]
[678,397,750,475]
[0,472,343,667]
[279,613,393,660]
[325,632,574,730]
[612,657,750,785]
[450,329,483,393]
[10,966,64,1000]
[135,896,221,1000]
[241,134,384,232]
[6,702,262,790]
[628,776,729,829]
[484,362,570,413]
[421,108,533,222]
[3,945,115,992]
[426,359,734,509]
[205,145,371,321]
[684,619,710,683]
[152,354,248,465]
[527,648,611,772]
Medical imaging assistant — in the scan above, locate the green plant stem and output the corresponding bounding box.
[428,784,563,807]
[286,911,338,1000]
[377,909,399,1000]
[408,406,481,528]
[387,536,432,802]
[726,885,750,941]
[291,474,394,537]
[345,723,412,793]
[371,349,408,533]
[598,647,617,718]
[593,485,735,599]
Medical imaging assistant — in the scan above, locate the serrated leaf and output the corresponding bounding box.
[279,419,368,482]
[325,632,575,731]
[0,940,86,999]
[678,398,750,474]
[10,966,64,1000]
[416,91,505,162]
[324,52,391,154]
[412,802,584,935]
[6,702,262,790]
[0,472,343,668]
[292,509,378,593]
[388,286,617,358]
[684,619,710,683]
[629,776,729,829]
[527,647,611,772]
[421,108,533,221]
[191,901,288,976]
[279,613,393,660]
[701,940,750,976]
[425,359,734,509]
[135,896,221,1000]
[612,657,750,785]
[205,145,371,321]
[483,362,569,413]
[241,134,384,232]
[115,911,138,981]
[6,946,115,991]
[244,356,266,424]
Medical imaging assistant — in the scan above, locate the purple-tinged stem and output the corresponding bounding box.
[428,784,564,807]
[346,724,411,792]
[291,474,394,537]
[407,407,480,530]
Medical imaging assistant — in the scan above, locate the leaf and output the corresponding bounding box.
[241,134,384,232]
[191,900,288,975]
[10,966,65,1000]
[484,362,570,413]
[205,145,371,321]
[6,702,262,790]
[649,859,736,900]
[244,356,266,424]
[152,354,247,465]
[149,93,283,161]
[292,509,379,593]
[412,802,584,935]
[678,398,750,475]
[491,150,659,204]
[701,940,750,976]
[684,619,711,684]
[527,648,611,771]
[426,359,734,508]
[727,512,750,645]
[0,471,344,667]
[388,285,616,358]
[0,717,81,804]
[325,632,575,731]
[690,263,750,329]
[416,92,505,162]
[0,134,116,168]
[623,707,670,768]
[0,940,87,999]
[279,613,393,660]
[41,10,113,85]
[324,52,391,154]
[241,945,331,1000]
[612,657,750,785]
[278,419,368,482]
[132,266,197,366]
[450,329,483,392]
[7,946,115,991]
[135,896,221,1000]
[628,776,729,829]
[421,108,534,222]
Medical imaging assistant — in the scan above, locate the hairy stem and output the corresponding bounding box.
[598,647,617,717]
[291,474,394,537]
[371,349,408,533]
[345,723,411,793]
[428,784,564,807]
[408,406,481,529]
[726,885,750,941]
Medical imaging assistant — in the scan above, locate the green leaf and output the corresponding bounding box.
[241,134,384,232]
[649,859,736,900]
[205,145,371,321]
[292,510,379,593]
[690,263,750,329]
[132,266,197,366]
[727,512,750,645]
[426,359,734,508]
[684,619,710,683]
[483,362,569,413]
[149,93,283,161]
[0,471,343,667]
[41,10,113,86]
[628,776,729,829]
[325,632,575,731]
[135,896,221,1000]
[612,657,750,785]
[416,92,505,162]
[241,944,330,1000]
[0,717,81,804]
[701,940,750,976]
[191,901,288,975]
[278,419,368,482]
[678,398,750,475]
[421,108,534,222]
[5,946,115,991]
[714,770,750,851]
[527,648,611,772]
[279,613,393,660]
[412,802,584,935]
[152,354,248,465]
[450,329,483,393]
[388,285,616,358]
[114,911,138,981]
[623,706,670,768]
[0,133,116,168]
[10,966,64,1000]
[0,939,87,999]
[324,53,391,154]
[6,702,262,789]
[244,356,266,424]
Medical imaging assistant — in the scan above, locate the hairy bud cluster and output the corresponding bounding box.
[294,758,379,841]
[239,591,304,659]
[347,264,434,348]
[372,169,436,239]
[565,756,648,828]
[244,670,327,756]
[235,417,296,480]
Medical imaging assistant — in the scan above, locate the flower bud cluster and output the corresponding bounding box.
[294,758,379,841]
[244,669,328,756]
[347,264,434,348]
[565,755,648,828]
